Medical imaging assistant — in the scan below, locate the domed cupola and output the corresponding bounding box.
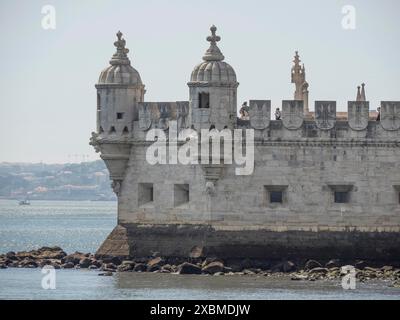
[98,31,144,86]
[95,31,146,137]
[188,25,239,130]
[190,26,237,84]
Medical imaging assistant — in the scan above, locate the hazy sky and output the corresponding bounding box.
[0,0,399,163]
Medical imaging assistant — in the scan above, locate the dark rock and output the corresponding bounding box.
[161,264,173,272]
[21,259,38,268]
[62,252,86,265]
[98,271,113,276]
[110,256,122,266]
[381,266,394,272]
[325,259,341,268]
[104,263,117,270]
[160,269,171,273]
[101,255,123,266]
[291,274,308,281]
[283,261,296,272]
[178,262,202,275]
[0,264,7,269]
[79,258,92,268]
[118,264,133,272]
[148,264,161,272]
[6,252,19,261]
[201,257,223,268]
[223,266,233,273]
[271,261,296,273]
[90,260,102,268]
[36,246,67,259]
[305,260,322,270]
[62,262,75,269]
[243,269,256,275]
[202,261,224,274]
[308,267,329,274]
[88,265,98,270]
[355,260,368,270]
[133,263,147,272]
[147,257,164,269]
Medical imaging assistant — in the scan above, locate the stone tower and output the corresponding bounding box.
[92,31,146,195]
[291,51,309,115]
[95,31,145,136]
[188,25,239,130]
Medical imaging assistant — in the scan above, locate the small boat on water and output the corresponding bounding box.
[18,199,31,205]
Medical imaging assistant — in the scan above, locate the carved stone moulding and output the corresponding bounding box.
[138,101,189,132]
[348,101,369,131]
[315,101,336,130]
[200,161,224,196]
[282,100,304,130]
[249,100,271,130]
[380,101,400,131]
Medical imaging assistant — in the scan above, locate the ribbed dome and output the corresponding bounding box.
[188,25,238,86]
[190,61,236,83]
[97,31,143,86]
[98,64,142,85]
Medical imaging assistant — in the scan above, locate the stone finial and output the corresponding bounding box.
[361,83,366,101]
[207,25,221,45]
[110,31,131,65]
[293,51,301,66]
[356,86,362,101]
[291,51,309,114]
[203,25,224,61]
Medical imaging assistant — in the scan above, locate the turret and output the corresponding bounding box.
[91,31,145,197]
[291,51,309,115]
[95,31,145,137]
[188,25,239,130]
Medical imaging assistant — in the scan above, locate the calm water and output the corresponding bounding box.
[0,200,399,300]
[0,200,116,254]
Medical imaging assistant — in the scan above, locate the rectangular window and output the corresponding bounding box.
[116,112,124,120]
[198,92,210,108]
[334,191,349,203]
[328,184,353,204]
[138,183,153,206]
[270,191,283,203]
[264,185,287,206]
[174,184,189,207]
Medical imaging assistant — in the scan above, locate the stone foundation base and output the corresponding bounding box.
[96,223,400,263]
[96,225,130,258]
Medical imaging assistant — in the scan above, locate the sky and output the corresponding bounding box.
[0,0,399,163]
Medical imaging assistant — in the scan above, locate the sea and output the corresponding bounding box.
[0,199,399,300]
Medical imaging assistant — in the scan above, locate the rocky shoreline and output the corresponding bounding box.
[1,246,399,287]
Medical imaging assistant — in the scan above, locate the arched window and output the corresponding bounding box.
[97,93,101,111]
[122,126,129,134]
[109,126,116,134]
[99,126,104,133]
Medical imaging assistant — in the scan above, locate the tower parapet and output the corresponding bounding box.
[188,25,239,131]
